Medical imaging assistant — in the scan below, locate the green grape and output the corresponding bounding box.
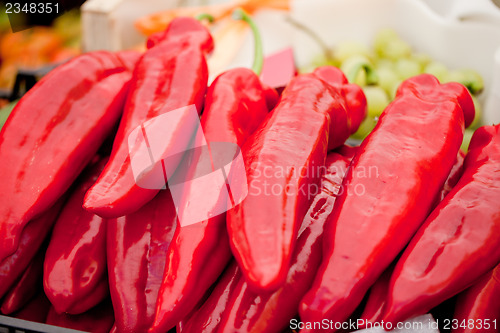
[444,70,467,84]
[377,38,412,61]
[340,55,375,86]
[424,62,449,82]
[376,67,400,96]
[458,69,484,95]
[469,95,482,129]
[390,80,403,99]
[375,58,395,71]
[311,53,338,68]
[395,58,421,80]
[411,53,432,68]
[364,86,390,117]
[374,28,400,55]
[335,41,372,63]
[352,116,378,140]
[461,129,475,152]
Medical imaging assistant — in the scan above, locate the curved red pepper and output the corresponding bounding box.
[215,152,353,333]
[434,151,465,206]
[453,264,500,333]
[0,249,44,315]
[0,201,63,300]
[46,300,115,333]
[107,189,177,333]
[382,124,500,324]
[226,67,366,291]
[151,67,271,333]
[360,151,466,326]
[0,51,138,260]
[178,262,241,333]
[358,263,395,326]
[44,158,109,315]
[300,74,475,331]
[12,291,51,324]
[84,17,214,218]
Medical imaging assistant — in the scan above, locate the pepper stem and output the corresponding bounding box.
[195,13,215,23]
[347,62,379,85]
[232,8,264,76]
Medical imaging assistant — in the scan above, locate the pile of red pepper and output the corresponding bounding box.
[0,10,499,333]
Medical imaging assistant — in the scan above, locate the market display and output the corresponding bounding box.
[0,2,499,333]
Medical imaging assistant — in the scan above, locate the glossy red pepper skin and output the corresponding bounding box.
[44,158,109,315]
[359,264,394,325]
[13,291,51,323]
[453,264,500,333]
[84,17,214,218]
[215,152,353,333]
[0,51,138,261]
[382,124,500,324]
[226,67,366,291]
[151,68,271,333]
[0,201,63,300]
[300,74,475,331]
[107,189,177,333]
[360,151,465,326]
[46,300,115,333]
[1,249,44,315]
[178,262,241,333]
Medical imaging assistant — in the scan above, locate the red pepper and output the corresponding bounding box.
[226,66,366,291]
[150,11,274,333]
[84,17,214,218]
[0,249,44,315]
[358,263,395,326]
[46,300,115,333]
[0,201,63,300]
[178,262,241,333]
[382,124,500,324]
[434,151,465,206]
[43,158,109,315]
[12,291,51,324]
[300,74,475,330]
[107,189,177,333]
[0,51,138,260]
[360,151,466,326]
[453,264,500,333]
[213,152,353,333]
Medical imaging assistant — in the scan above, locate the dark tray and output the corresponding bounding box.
[0,315,86,333]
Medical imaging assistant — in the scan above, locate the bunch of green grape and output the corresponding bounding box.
[305,29,484,151]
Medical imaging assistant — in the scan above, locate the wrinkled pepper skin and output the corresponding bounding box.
[226,67,366,291]
[13,291,51,324]
[0,51,138,260]
[107,190,177,333]
[382,124,500,324]
[435,151,465,206]
[1,249,44,315]
[44,158,109,315]
[300,74,475,331]
[84,17,214,218]
[46,300,115,333]
[453,264,500,333]
[0,201,63,299]
[151,68,271,333]
[178,262,241,333]
[216,152,353,333]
